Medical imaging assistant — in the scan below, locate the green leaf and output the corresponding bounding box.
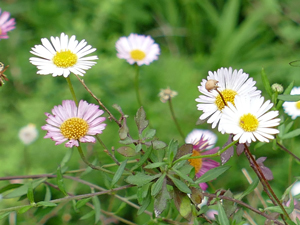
[172,168,194,184]
[4,178,46,199]
[126,173,160,186]
[167,140,178,164]
[151,173,166,196]
[277,94,300,102]
[119,136,134,145]
[80,210,95,220]
[134,107,149,134]
[137,191,151,215]
[57,166,67,196]
[152,140,167,150]
[18,205,33,214]
[143,129,156,140]
[217,201,230,225]
[131,146,152,171]
[76,198,91,209]
[282,128,300,139]
[36,201,57,207]
[92,193,101,223]
[60,148,73,168]
[174,144,193,161]
[27,181,35,204]
[154,178,171,217]
[195,165,231,184]
[0,212,10,220]
[137,183,152,204]
[277,81,294,109]
[168,175,191,194]
[144,162,167,169]
[261,68,273,98]
[111,160,127,187]
[238,176,259,200]
[0,184,23,194]
[44,185,51,202]
[173,187,192,220]
[119,118,129,140]
[135,143,142,153]
[117,146,136,157]
[264,205,293,214]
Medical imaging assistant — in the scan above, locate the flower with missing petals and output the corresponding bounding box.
[196,67,261,132]
[42,100,106,148]
[158,87,177,103]
[185,130,220,190]
[220,96,280,143]
[0,9,16,40]
[116,33,160,66]
[283,87,300,119]
[30,33,98,77]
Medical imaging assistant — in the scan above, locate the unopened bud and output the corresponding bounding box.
[271,83,284,93]
[205,80,219,92]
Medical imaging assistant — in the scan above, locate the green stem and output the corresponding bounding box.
[168,98,185,141]
[134,64,142,107]
[172,139,238,165]
[66,76,78,105]
[23,146,30,174]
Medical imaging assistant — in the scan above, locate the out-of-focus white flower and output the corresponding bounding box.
[158,87,177,103]
[18,124,38,145]
[282,87,300,119]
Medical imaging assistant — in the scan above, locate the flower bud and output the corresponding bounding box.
[271,83,284,93]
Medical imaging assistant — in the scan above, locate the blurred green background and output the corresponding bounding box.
[1,0,300,224]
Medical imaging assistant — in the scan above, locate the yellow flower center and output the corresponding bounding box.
[130,49,146,61]
[239,113,259,132]
[296,101,300,109]
[215,89,237,110]
[60,117,89,140]
[188,150,203,173]
[53,50,78,68]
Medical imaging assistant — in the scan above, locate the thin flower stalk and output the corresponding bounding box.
[66,76,78,105]
[134,63,142,107]
[168,98,185,141]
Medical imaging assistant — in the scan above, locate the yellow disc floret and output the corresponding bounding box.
[130,49,146,61]
[53,50,78,68]
[188,150,203,172]
[296,101,300,109]
[239,113,259,132]
[215,89,237,110]
[60,117,89,140]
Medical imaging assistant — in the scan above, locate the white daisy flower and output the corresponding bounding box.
[29,33,98,77]
[282,87,300,119]
[18,124,38,145]
[220,96,280,143]
[196,67,261,132]
[116,33,160,66]
[185,129,217,149]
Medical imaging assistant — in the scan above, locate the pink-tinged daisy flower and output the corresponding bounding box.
[186,132,220,190]
[0,9,16,40]
[30,33,98,77]
[42,100,106,148]
[116,33,160,66]
[220,96,280,143]
[282,87,300,119]
[196,67,261,132]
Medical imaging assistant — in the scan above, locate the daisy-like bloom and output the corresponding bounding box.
[196,67,261,132]
[29,33,98,77]
[186,132,220,190]
[185,129,217,149]
[220,95,280,143]
[0,9,16,40]
[158,87,177,103]
[18,124,38,145]
[116,33,160,66]
[42,100,106,148]
[283,87,300,119]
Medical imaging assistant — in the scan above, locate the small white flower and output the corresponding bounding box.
[18,124,38,145]
[282,87,300,119]
[291,181,300,196]
[220,96,280,143]
[185,129,217,149]
[196,67,261,132]
[116,33,160,66]
[158,87,177,103]
[30,33,98,77]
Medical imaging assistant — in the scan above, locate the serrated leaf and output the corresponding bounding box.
[112,104,124,115]
[76,198,91,209]
[277,94,300,102]
[151,173,166,196]
[195,165,231,184]
[217,201,230,225]
[18,205,33,214]
[119,137,134,145]
[135,107,149,134]
[261,68,273,98]
[36,201,57,207]
[152,140,167,150]
[126,173,160,186]
[119,118,129,140]
[4,178,46,199]
[282,129,300,139]
[111,160,127,187]
[168,175,191,194]
[144,162,167,169]
[57,166,67,196]
[143,129,156,140]
[154,178,171,217]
